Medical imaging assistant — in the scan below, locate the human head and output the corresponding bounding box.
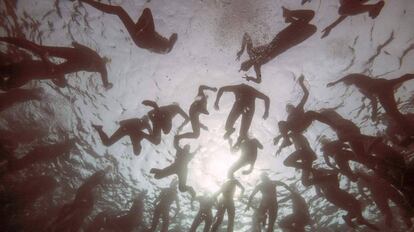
[285,104,295,114]
[260,172,270,182]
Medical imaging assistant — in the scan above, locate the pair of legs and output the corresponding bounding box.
[322,0,384,38]
[371,188,413,228]
[227,157,255,178]
[150,165,196,198]
[224,104,254,140]
[325,190,379,230]
[189,211,212,232]
[147,206,169,232]
[210,200,235,232]
[176,114,202,140]
[279,212,309,232]
[92,123,148,155]
[255,201,277,232]
[283,149,316,186]
[80,1,177,53]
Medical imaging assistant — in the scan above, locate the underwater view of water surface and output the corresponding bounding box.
[1,0,414,231]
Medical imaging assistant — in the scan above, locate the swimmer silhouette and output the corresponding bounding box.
[277,182,311,232]
[146,180,180,232]
[143,100,190,145]
[189,193,216,232]
[245,173,278,232]
[227,136,263,178]
[276,128,317,186]
[237,8,316,83]
[150,135,199,198]
[321,0,385,38]
[0,88,42,112]
[0,37,112,90]
[3,140,74,174]
[320,139,362,181]
[309,168,379,231]
[92,116,152,156]
[47,170,106,232]
[275,75,318,148]
[176,85,217,141]
[79,0,177,54]
[315,109,368,158]
[327,73,414,136]
[211,177,244,232]
[356,170,413,229]
[86,192,147,232]
[214,83,269,144]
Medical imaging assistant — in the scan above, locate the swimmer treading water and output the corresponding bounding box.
[2,0,414,231]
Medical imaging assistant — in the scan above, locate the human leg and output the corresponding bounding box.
[92,125,126,146]
[150,164,177,179]
[224,105,242,139]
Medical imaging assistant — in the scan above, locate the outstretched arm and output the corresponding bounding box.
[254,139,264,150]
[255,90,270,119]
[283,7,315,23]
[236,33,249,60]
[198,85,217,96]
[236,180,245,195]
[327,75,353,87]
[142,100,159,109]
[173,135,182,152]
[321,16,347,39]
[297,75,309,110]
[214,85,236,110]
[0,37,47,59]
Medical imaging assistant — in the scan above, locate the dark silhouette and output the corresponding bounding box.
[322,0,385,38]
[177,85,217,141]
[47,170,106,232]
[214,84,269,144]
[147,180,180,232]
[143,100,190,145]
[275,75,319,148]
[0,176,57,232]
[211,177,245,232]
[79,1,177,54]
[189,194,216,232]
[309,168,379,231]
[320,139,361,181]
[0,37,112,90]
[245,173,278,232]
[150,136,199,198]
[2,140,74,174]
[0,88,42,112]
[327,73,414,135]
[228,136,263,178]
[92,116,152,156]
[276,129,317,186]
[86,193,147,232]
[237,8,316,83]
[277,182,311,232]
[315,109,368,159]
[356,170,413,229]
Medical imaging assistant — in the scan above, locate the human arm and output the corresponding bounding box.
[255,89,270,119]
[236,180,245,196]
[296,75,309,110]
[326,75,353,87]
[242,64,262,83]
[214,85,236,110]
[173,135,182,152]
[236,33,249,60]
[142,100,159,109]
[198,85,217,96]
[254,139,264,150]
